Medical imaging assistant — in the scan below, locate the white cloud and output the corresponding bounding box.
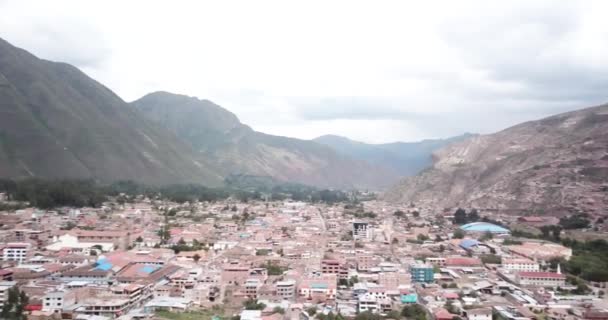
[1,0,607,143]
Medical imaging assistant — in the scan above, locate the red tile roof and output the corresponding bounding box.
[518,272,565,279]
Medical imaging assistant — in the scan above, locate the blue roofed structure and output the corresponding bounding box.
[460,222,510,234]
[459,239,480,249]
[140,265,159,274]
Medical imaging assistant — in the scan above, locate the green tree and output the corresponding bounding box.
[453,229,465,239]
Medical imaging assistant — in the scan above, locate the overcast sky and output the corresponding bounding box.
[1,0,607,143]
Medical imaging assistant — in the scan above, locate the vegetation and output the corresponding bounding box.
[155,308,227,320]
[262,261,287,275]
[0,286,28,320]
[306,307,318,316]
[480,254,502,264]
[453,208,479,225]
[452,229,465,239]
[0,178,106,209]
[559,213,591,230]
[353,311,382,320]
[401,304,428,320]
[243,299,266,310]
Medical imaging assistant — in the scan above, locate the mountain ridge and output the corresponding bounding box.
[0,37,223,186]
[133,92,399,189]
[384,103,608,215]
[313,133,475,177]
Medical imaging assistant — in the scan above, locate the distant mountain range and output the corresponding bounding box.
[132,92,397,189]
[313,133,475,177]
[385,104,608,215]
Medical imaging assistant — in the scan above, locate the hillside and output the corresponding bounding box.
[314,133,474,176]
[0,38,222,185]
[385,104,608,215]
[133,92,397,189]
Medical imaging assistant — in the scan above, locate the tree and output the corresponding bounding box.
[193,253,201,262]
[1,286,28,320]
[354,311,381,320]
[412,211,420,218]
[273,307,285,315]
[243,299,266,310]
[401,304,427,320]
[453,229,465,239]
[307,307,318,316]
[417,234,429,241]
[467,209,480,222]
[135,236,143,242]
[453,208,467,225]
[480,231,493,241]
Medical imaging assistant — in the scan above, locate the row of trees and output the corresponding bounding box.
[0,178,355,210]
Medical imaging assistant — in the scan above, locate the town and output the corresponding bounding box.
[0,188,607,320]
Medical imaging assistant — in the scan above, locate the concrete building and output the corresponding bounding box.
[410,263,434,283]
[502,258,540,272]
[515,272,566,287]
[353,221,373,241]
[1,243,30,263]
[276,280,296,300]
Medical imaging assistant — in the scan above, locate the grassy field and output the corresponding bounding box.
[155,308,227,320]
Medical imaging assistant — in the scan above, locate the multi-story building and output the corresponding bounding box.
[353,221,373,241]
[410,263,434,283]
[1,243,30,263]
[244,279,262,299]
[502,258,540,272]
[276,280,296,300]
[515,272,566,287]
[321,259,348,280]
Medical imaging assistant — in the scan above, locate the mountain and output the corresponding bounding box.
[133,92,397,189]
[0,38,222,185]
[385,104,608,215]
[314,133,474,176]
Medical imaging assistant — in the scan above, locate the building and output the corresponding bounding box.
[460,222,510,235]
[353,221,373,241]
[506,242,572,261]
[515,272,566,287]
[276,280,296,300]
[502,258,540,272]
[1,243,30,262]
[298,275,337,301]
[466,308,492,320]
[321,259,348,279]
[410,263,434,283]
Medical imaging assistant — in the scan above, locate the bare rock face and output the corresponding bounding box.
[385,104,608,215]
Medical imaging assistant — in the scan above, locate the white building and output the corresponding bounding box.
[46,234,114,254]
[42,290,67,313]
[467,308,492,320]
[1,243,30,263]
[502,258,540,272]
[276,280,296,300]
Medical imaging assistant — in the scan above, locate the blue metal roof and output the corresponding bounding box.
[460,222,510,233]
[459,239,480,249]
[140,265,159,274]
